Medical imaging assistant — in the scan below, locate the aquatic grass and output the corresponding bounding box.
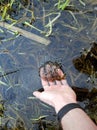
[0,0,51,44]
[0,80,8,86]
[10,0,15,8]
[68,11,78,24]
[1,0,16,21]
[44,12,61,36]
[45,17,53,37]
[24,11,61,37]
[0,66,20,90]
[0,21,51,45]
[32,115,60,130]
[0,0,29,22]
[0,0,97,129]
[1,5,8,20]
[0,0,82,38]
[0,28,4,33]
[0,34,20,42]
[57,0,70,10]
[85,0,97,5]
[0,0,87,39]
[61,22,78,30]
[24,21,43,33]
[31,115,48,121]
[0,66,9,86]
[91,18,97,33]
[0,100,27,129]
[79,0,86,6]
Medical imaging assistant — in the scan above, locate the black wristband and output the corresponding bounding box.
[57,103,83,122]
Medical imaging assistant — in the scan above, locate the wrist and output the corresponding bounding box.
[57,103,83,122]
[55,99,77,113]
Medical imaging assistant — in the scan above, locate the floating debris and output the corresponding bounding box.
[0,22,51,45]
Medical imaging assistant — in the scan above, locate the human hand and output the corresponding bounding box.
[33,62,77,113]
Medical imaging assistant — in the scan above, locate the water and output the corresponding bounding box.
[0,0,97,129]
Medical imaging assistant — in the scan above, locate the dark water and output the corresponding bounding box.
[0,0,97,129]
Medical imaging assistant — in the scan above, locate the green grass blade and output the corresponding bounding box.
[0,80,8,86]
[58,0,70,10]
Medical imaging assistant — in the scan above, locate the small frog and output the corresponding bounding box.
[39,61,66,82]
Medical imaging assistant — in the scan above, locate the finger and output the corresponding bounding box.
[40,66,50,87]
[33,91,53,106]
[39,67,45,79]
[55,80,62,85]
[49,81,56,86]
[33,91,41,99]
[61,79,70,87]
[41,77,55,87]
[41,78,49,86]
[41,78,49,89]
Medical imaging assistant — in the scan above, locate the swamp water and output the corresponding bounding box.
[0,0,97,129]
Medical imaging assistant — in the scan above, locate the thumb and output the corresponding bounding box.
[33,91,41,98]
[33,91,49,105]
[33,91,53,107]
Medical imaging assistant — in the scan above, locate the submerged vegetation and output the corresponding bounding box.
[0,0,87,37]
[0,0,97,129]
[73,42,97,84]
[0,0,96,38]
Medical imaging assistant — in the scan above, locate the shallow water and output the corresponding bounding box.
[0,0,97,129]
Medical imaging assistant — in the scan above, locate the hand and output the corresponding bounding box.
[33,68,77,113]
